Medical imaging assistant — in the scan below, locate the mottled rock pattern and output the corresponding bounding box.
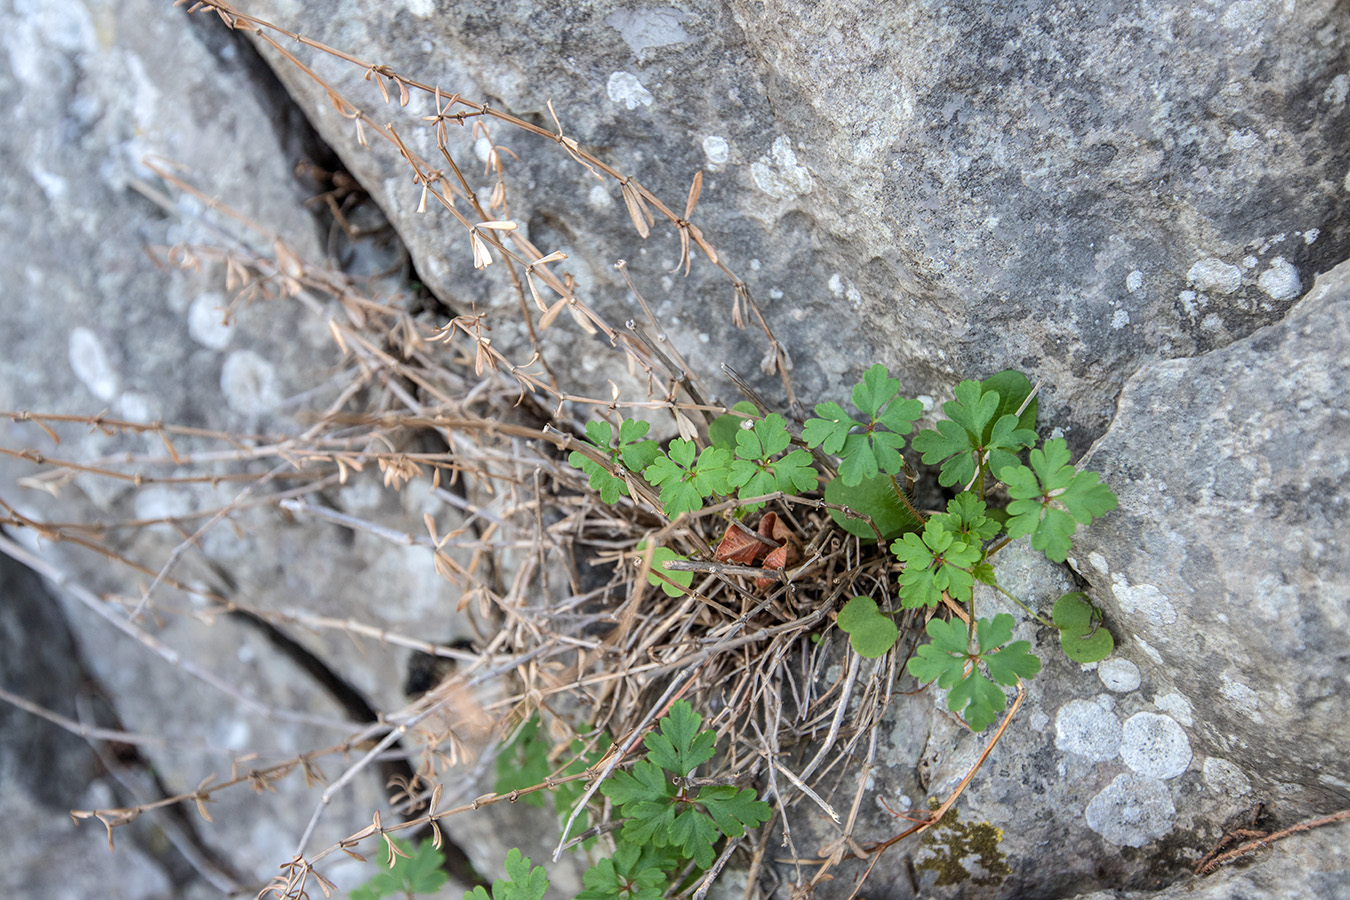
[1070,257,1350,816]
[0,2,1346,900]
[241,0,1350,448]
[0,0,399,893]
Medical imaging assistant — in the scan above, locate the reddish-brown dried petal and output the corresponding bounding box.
[715,522,767,565]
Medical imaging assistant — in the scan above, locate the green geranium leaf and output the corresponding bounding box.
[892,520,981,608]
[567,419,660,504]
[836,596,900,658]
[947,670,1007,732]
[913,380,1037,488]
[999,438,1118,562]
[464,848,548,900]
[734,413,793,460]
[602,701,771,874]
[645,441,733,517]
[577,842,668,900]
[801,401,858,455]
[852,363,903,419]
[696,783,773,842]
[643,700,716,776]
[803,365,920,486]
[941,491,1002,543]
[907,614,1040,731]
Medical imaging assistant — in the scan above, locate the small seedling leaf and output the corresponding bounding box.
[1052,592,1115,663]
[635,541,693,598]
[836,596,900,658]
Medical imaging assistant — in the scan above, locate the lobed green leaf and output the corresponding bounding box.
[643,700,716,776]
[464,848,548,900]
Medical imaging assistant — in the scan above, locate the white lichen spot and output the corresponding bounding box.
[1126,270,1143,293]
[750,259,762,270]
[1186,258,1242,295]
[698,333,709,344]
[751,136,813,200]
[1179,290,1200,315]
[188,292,232,349]
[588,184,614,210]
[1055,698,1122,761]
[607,72,653,109]
[1219,673,1262,721]
[1110,575,1178,627]
[1029,710,1050,733]
[1098,658,1141,693]
[828,273,845,296]
[1120,713,1191,780]
[1344,169,1350,193]
[916,395,936,412]
[221,350,280,415]
[702,135,730,165]
[1085,774,1176,847]
[605,7,689,54]
[1154,692,1194,727]
[1111,309,1131,330]
[1256,257,1300,302]
[1324,73,1349,106]
[1242,255,1259,269]
[473,135,494,163]
[68,327,118,401]
[405,0,434,16]
[1303,228,1319,244]
[1202,757,1251,796]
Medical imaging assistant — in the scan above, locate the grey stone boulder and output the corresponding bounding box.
[1070,257,1350,829]
[235,0,1350,448]
[1,2,1348,900]
[0,0,407,893]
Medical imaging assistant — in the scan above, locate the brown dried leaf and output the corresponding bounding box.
[685,170,703,219]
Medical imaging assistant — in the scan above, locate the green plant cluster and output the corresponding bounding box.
[358,702,770,900]
[568,366,1119,732]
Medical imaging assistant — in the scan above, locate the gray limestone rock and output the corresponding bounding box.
[1070,257,1350,820]
[1,2,1347,900]
[236,0,1350,450]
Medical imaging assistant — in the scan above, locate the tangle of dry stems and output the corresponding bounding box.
[0,4,1026,899]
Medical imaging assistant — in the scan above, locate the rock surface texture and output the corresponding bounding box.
[239,0,1350,450]
[0,1,1346,900]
